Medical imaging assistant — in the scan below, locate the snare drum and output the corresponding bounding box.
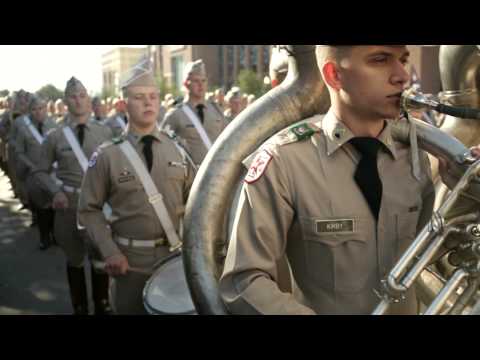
[143,251,197,315]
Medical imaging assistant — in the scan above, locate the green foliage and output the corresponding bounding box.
[236,69,264,97]
[0,89,9,97]
[101,86,117,100]
[156,75,180,99]
[36,84,64,101]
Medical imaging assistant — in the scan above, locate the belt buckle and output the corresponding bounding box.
[148,194,162,204]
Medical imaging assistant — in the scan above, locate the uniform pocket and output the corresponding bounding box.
[166,163,186,180]
[395,205,421,259]
[300,217,369,293]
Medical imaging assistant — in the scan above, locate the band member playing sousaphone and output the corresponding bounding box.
[78,56,196,314]
[218,45,480,315]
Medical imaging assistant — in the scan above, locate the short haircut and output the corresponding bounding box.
[315,45,353,68]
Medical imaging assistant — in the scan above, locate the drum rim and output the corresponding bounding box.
[142,251,197,315]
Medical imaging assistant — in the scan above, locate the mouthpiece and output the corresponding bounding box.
[401,88,439,113]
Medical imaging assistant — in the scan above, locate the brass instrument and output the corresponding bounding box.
[183,45,480,315]
[374,45,480,315]
[182,45,329,314]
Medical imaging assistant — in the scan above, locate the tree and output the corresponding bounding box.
[236,69,265,98]
[101,86,117,100]
[155,75,180,99]
[36,84,64,101]
[0,89,9,97]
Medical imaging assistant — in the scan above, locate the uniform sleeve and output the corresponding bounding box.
[32,132,61,195]
[8,121,18,150]
[78,149,121,259]
[14,128,35,173]
[219,151,316,315]
[0,114,9,140]
[180,140,195,201]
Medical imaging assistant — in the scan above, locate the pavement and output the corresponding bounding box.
[0,169,74,315]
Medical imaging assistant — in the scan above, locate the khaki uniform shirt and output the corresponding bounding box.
[224,108,240,124]
[90,116,107,126]
[9,114,29,149]
[220,110,435,315]
[33,115,113,196]
[77,127,195,259]
[104,113,128,137]
[15,117,57,177]
[160,100,227,165]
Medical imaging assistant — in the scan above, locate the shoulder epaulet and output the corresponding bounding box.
[98,136,123,151]
[242,116,322,171]
[161,128,176,140]
[112,136,124,145]
[267,116,322,148]
[44,128,56,137]
[209,101,224,117]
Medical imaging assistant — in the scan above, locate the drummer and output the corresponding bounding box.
[78,56,195,315]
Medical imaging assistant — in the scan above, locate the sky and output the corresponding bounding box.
[0,45,147,95]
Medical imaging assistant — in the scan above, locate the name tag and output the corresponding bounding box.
[316,219,355,234]
[168,161,186,169]
[118,175,135,183]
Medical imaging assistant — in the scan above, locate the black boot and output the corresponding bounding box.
[66,265,89,315]
[48,209,57,246]
[91,266,113,315]
[36,209,50,250]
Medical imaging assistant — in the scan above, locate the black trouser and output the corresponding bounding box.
[66,264,112,315]
[66,265,88,315]
[32,204,55,247]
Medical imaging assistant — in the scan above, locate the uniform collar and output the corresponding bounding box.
[30,117,45,127]
[67,115,92,130]
[127,125,163,145]
[315,109,397,160]
[185,98,206,110]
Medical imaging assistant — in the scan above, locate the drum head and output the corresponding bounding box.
[143,253,197,315]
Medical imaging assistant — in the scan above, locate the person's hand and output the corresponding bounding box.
[104,254,129,277]
[470,145,480,159]
[52,191,69,209]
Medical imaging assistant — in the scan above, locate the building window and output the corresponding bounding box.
[239,45,246,69]
[263,46,270,74]
[171,55,185,92]
[250,46,258,72]
[218,46,224,86]
[226,45,234,88]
